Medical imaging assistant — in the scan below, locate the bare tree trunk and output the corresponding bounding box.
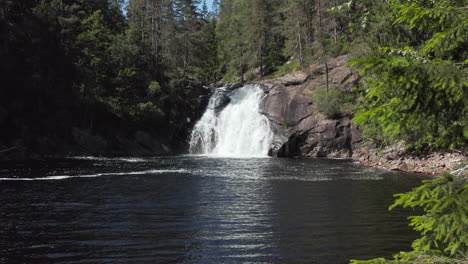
[240,43,244,83]
[296,15,303,66]
[325,62,329,94]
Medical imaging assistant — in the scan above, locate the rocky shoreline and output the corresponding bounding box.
[353,146,467,176]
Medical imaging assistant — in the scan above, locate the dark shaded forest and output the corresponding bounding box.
[0,0,466,156]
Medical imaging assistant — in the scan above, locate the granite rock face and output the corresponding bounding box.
[257,55,363,158]
[255,58,467,175]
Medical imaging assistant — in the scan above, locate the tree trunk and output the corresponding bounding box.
[325,62,329,94]
[240,43,244,83]
[296,15,303,66]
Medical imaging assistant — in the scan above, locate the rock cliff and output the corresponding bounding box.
[256,55,362,158]
[252,56,467,174]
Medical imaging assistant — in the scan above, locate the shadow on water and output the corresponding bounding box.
[0,156,428,264]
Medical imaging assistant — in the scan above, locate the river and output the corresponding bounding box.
[0,156,425,264]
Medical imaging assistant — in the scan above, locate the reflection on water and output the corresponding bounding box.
[0,156,426,264]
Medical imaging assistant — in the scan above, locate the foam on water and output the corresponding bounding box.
[70,156,147,163]
[0,169,188,181]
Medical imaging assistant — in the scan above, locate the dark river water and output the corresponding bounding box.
[0,156,426,264]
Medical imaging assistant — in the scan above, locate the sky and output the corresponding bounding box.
[198,0,214,11]
[122,0,214,14]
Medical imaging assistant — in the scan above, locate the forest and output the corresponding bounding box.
[0,0,467,152]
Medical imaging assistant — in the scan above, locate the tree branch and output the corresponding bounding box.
[452,6,468,11]
[0,147,17,154]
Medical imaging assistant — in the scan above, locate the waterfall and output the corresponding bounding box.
[189,84,273,157]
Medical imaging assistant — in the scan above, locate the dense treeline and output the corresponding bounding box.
[0,0,466,153]
[0,0,215,152]
[215,0,467,149]
[215,0,395,80]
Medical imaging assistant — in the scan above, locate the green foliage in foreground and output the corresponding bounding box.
[351,174,468,264]
[351,254,467,264]
[351,0,468,149]
[390,174,468,257]
[351,56,467,149]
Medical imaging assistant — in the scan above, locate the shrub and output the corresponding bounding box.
[313,87,357,119]
[269,60,302,79]
[147,81,162,97]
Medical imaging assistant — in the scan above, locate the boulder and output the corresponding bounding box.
[390,161,408,171]
[308,64,325,75]
[276,71,309,86]
[342,73,360,92]
[260,84,313,126]
[224,83,244,90]
[328,55,349,68]
[257,83,276,94]
[330,66,352,85]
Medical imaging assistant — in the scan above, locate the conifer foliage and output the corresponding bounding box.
[0,0,218,145]
[390,174,468,258]
[351,0,468,149]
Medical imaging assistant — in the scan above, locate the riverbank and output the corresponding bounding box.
[353,145,467,176]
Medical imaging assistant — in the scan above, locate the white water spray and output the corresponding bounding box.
[189,84,273,157]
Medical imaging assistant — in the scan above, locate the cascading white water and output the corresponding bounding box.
[189,84,273,157]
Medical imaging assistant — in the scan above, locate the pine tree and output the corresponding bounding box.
[280,0,314,66]
[212,0,220,17]
[351,0,468,149]
[201,0,209,18]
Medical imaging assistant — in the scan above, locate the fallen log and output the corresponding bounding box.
[0,147,17,154]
